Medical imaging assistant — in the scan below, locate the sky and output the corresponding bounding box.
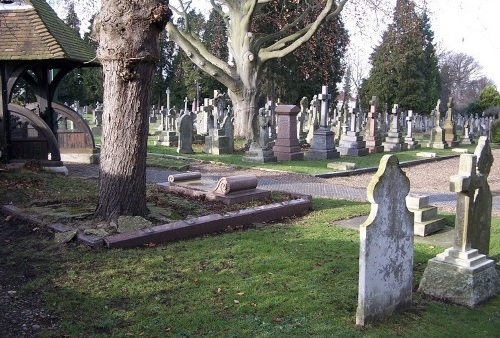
[52,0,500,87]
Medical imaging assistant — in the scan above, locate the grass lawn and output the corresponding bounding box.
[0,169,499,337]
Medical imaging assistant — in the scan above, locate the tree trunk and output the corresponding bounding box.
[94,0,171,221]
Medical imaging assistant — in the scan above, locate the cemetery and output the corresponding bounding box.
[0,0,499,337]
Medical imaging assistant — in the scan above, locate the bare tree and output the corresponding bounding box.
[166,0,351,140]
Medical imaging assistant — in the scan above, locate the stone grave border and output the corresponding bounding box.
[1,192,312,249]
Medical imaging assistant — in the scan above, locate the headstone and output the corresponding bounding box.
[177,111,194,154]
[471,136,493,255]
[443,97,459,147]
[272,105,304,161]
[418,152,498,307]
[427,100,449,149]
[336,98,368,156]
[365,96,384,153]
[406,194,444,236]
[306,95,320,144]
[155,108,178,146]
[404,110,421,149]
[243,108,277,163]
[297,96,309,144]
[305,86,340,160]
[94,102,103,126]
[356,155,413,326]
[382,104,408,152]
[460,117,474,145]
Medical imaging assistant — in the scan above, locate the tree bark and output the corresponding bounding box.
[93,0,171,221]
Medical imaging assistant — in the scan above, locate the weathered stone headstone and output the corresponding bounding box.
[460,117,474,145]
[443,97,459,147]
[243,108,277,163]
[365,96,384,153]
[404,110,421,149]
[177,111,194,154]
[306,95,320,144]
[155,107,178,147]
[382,104,408,152]
[418,152,498,307]
[356,155,413,326]
[272,105,304,161]
[427,100,449,149]
[337,98,369,156]
[471,136,493,255]
[305,86,340,160]
[297,96,309,144]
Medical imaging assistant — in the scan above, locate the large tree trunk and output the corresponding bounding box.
[94,1,171,221]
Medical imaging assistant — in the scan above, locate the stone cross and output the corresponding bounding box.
[184,97,189,113]
[367,96,378,137]
[389,104,399,133]
[317,86,331,129]
[406,110,414,138]
[435,99,441,127]
[449,153,486,252]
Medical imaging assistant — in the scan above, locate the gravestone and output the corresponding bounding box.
[177,111,194,154]
[297,96,309,145]
[356,155,413,326]
[94,102,103,126]
[305,86,340,160]
[155,108,178,146]
[460,118,474,145]
[365,96,384,153]
[471,136,493,255]
[272,105,304,161]
[443,97,459,147]
[404,110,421,149]
[382,104,408,152]
[427,100,448,149]
[243,108,277,163]
[418,152,498,307]
[306,95,320,144]
[337,98,369,156]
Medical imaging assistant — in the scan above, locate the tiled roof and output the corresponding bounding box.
[0,0,97,63]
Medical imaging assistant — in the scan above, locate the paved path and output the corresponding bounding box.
[143,167,500,214]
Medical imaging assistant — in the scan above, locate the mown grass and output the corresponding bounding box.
[0,167,498,337]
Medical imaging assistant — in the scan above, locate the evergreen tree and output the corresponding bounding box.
[361,0,438,114]
[56,3,83,104]
[80,14,103,106]
[253,0,349,104]
[202,9,229,95]
[478,85,500,111]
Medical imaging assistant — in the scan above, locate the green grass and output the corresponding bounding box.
[146,138,476,175]
[0,191,498,337]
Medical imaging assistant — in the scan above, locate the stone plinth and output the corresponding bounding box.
[155,130,178,147]
[406,194,444,236]
[365,135,384,154]
[305,127,340,160]
[418,248,498,307]
[327,162,356,171]
[382,131,408,152]
[427,127,449,149]
[337,131,368,156]
[243,142,277,163]
[202,128,233,155]
[273,105,304,161]
[405,136,421,150]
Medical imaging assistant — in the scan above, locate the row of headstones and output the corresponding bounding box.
[356,136,497,326]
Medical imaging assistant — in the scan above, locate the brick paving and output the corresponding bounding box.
[66,159,500,216]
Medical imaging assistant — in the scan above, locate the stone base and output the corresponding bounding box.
[155,131,178,147]
[202,131,233,155]
[305,128,339,160]
[243,144,277,163]
[446,140,460,148]
[460,137,474,145]
[414,218,445,236]
[382,141,408,152]
[418,248,498,307]
[337,146,368,156]
[427,141,449,149]
[327,162,356,171]
[405,138,421,150]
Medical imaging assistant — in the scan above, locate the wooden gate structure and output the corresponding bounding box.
[0,0,100,167]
